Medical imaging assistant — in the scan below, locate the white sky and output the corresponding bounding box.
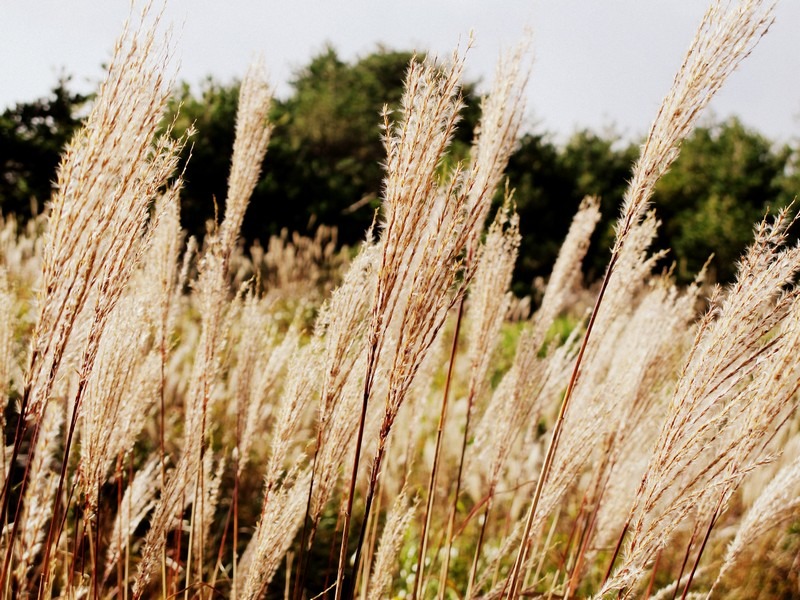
[2,1,799,143]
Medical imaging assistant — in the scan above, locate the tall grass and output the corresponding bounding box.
[1,1,798,599]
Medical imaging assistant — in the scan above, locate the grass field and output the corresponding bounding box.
[1,1,799,598]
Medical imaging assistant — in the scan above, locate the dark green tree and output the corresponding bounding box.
[166,46,481,246]
[166,79,240,239]
[558,130,638,278]
[255,46,410,243]
[651,117,792,282]
[0,79,89,219]
[504,129,637,294]
[503,132,573,295]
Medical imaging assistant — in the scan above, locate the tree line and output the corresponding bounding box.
[2,46,797,293]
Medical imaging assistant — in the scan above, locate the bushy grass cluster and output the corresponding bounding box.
[1,1,798,599]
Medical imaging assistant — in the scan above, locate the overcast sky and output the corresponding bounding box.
[2,1,799,143]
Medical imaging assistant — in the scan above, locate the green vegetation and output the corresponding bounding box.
[0,79,88,220]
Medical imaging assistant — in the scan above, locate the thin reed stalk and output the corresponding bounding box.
[413,299,464,600]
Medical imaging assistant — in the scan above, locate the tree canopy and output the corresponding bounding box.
[1,49,798,292]
[651,118,794,281]
[165,46,481,248]
[0,79,89,220]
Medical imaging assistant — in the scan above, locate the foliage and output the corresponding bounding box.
[0,80,89,219]
[504,130,638,293]
[651,117,793,281]
[2,62,798,294]
[166,79,240,239]
[164,46,481,247]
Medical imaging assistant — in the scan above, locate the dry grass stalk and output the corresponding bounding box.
[222,291,294,599]
[12,400,63,587]
[262,332,322,492]
[368,489,418,598]
[613,0,775,252]
[104,458,161,581]
[192,454,226,574]
[183,56,272,471]
[588,278,700,550]
[76,196,183,516]
[180,63,270,587]
[228,294,298,476]
[132,458,188,599]
[470,328,580,595]
[219,59,273,261]
[3,6,189,592]
[466,199,521,418]
[439,199,521,589]
[506,2,776,596]
[334,48,470,599]
[463,39,530,259]
[181,57,272,466]
[22,8,181,427]
[462,196,599,570]
[712,451,800,593]
[647,566,712,600]
[293,241,379,591]
[238,468,312,600]
[602,210,800,597]
[418,38,530,591]
[532,196,601,342]
[133,57,272,599]
[312,241,378,459]
[467,196,602,558]
[535,212,660,481]
[517,215,668,573]
[237,301,330,597]
[368,42,531,596]
[569,277,701,591]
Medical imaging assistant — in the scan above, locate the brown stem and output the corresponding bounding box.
[125,452,133,600]
[602,519,629,588]
[232,456,239,600]
[117,457,125,598]
[413,298,464,600]
[440,375,479,595]
[465,489,494,599]
[357,477,383,599]
[506,254,619,599]
[566,441,615,599]
[160,303,169,600]
[0,383,35,591]
[323,510,345,600]
[334,337,378,600]
[67,501,87,592]
[565,494,600,600]
[672,527,698,600]
[645,549,661,599]
[347,439,388,600]
[680,500,721,600]
[293,426,324,600]
[94,499,102,600]
[39,375,91,596]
